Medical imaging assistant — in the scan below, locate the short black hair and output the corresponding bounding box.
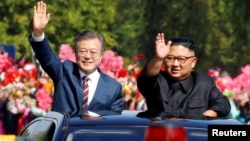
[169,37,196,52]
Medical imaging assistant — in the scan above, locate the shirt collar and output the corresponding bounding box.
[79,69,99,82]
[168,74,193,94]
[179,75,193,94]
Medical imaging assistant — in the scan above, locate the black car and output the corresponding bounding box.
[17,110,245,141]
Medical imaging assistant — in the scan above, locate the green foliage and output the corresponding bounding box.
[0,0,120,60]
[204,0,250,76]
[140,0,250,76]
[140,0,210,67]
[110,0,146,66]
[0,0,33,60]
[1,0,250,75]
[44,0,119,54]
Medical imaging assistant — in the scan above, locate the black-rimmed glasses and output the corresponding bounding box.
[165,55,195,64]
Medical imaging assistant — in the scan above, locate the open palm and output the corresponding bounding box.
[155,33,171,59]
[33,1,50,36]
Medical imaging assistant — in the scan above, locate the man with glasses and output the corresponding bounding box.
[137,33,231,119]
[29,1,123,117]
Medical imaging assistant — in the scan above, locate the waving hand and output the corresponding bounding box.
[155,33,172,59]
[33,1,50,37]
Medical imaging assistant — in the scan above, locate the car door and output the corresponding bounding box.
[19,119,55,141]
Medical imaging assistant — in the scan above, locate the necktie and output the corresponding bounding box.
[82,76,89,117]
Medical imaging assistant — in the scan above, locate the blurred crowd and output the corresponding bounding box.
[0,44,250,135]
[0,54,54,134]
[208,67,250,123]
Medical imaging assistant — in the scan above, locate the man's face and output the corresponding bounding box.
[164,45,197,81]
[75,38,103,74]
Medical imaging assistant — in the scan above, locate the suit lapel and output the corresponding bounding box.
[72,65,83,110]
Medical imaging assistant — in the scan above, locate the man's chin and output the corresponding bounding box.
[81,67,95,74]
[169,74,182,81]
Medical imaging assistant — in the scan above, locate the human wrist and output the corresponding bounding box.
[152,56,164,62]
[33,30,44,37]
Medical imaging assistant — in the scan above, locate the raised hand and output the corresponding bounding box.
[33,1,50,37]
[154,33,171,59]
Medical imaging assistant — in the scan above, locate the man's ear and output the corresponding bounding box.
[191,57,197,69]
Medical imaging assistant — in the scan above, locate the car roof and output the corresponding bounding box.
[44,110,244,128]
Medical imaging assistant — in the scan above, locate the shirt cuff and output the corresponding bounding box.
[88,111,100,117]
[31,32,45,42]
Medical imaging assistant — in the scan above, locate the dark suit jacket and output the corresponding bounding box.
[137,67,231,119]
[29,36,123,116]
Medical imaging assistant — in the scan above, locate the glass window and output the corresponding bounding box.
[19,120,55,141]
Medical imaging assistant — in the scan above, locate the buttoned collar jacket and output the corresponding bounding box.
[137,68,231,119]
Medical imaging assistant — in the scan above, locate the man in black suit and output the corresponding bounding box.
[137,33,231,119]
[29,1,123,117]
